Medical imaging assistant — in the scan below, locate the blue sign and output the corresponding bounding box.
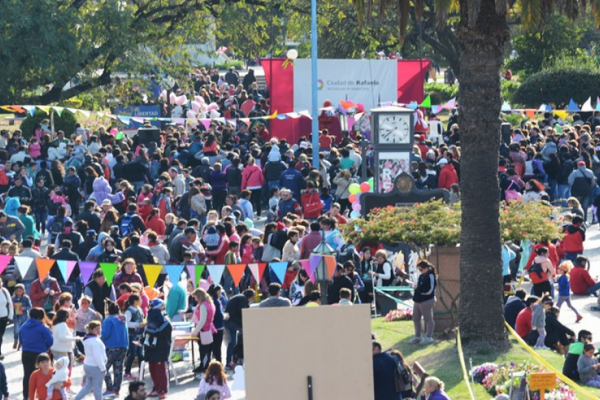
[112,104,161,130]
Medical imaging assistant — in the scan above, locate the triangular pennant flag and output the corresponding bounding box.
[207,264,225,285]
[165,265,185,285]
[323,256,337,280]
[0,255,10,276]
[406,102,418,110]
[567,98,581,112]
[66,108,78,115]
[419,95,431,108]
[99,263,119,286]
[340,99,356,109]
[239,118,250,127]
[143,264,163,288]
[96,112,105,118]
[525,109,536,120]
[298,110,312,118]
[226,119,237,128]
[537,104,550,113]
[299,260,310,274]
[79,261,97,284]
[37,106,51,115]
[248,263,267,283]
[195,265,206,285]
[227,264,246,287]
[582,97,594,112]
[23,106,36,117]
[308,254,322,281]
[56,260,77,283]
[443,98,456,109]
[554,110,568,120]
[131,117,144,123]
[0,106,17,113]
[52,106,64,117]
[596,97,600,112]
[186,264,196,286]
[501,101,512,112]
[14,256,32,280]
[200,119,211,130]
[432,105,443,115]
[78,109,91,118]
[118,116,131,125]
[36,259,55,282]
[269,261,288,284]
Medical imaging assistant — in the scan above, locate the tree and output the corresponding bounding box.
[351,0,598,346]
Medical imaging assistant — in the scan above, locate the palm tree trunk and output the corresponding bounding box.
[457,0,510,345]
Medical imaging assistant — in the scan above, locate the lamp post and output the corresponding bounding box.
[310,0,319,169]
[311,230,335,305]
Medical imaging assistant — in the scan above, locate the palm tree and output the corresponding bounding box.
[352,0,599,345]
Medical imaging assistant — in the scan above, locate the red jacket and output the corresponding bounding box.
[570,266,596,295]
[525,243,559,272]
[515,307,533,338]
[30,278,61,308]
[206,234,230,264]
[301,189,323,219]
[241,165,265,189]
[561,225,585,254]
[145,215,166,236]
[438,164,459,190]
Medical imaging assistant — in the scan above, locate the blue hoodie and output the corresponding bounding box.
[101,315,129,349]
[19,318,53,353]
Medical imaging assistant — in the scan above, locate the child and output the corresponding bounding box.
[12,283,31,349]
[251,237,264,263]
[268,187,280,213]
[563,329,593,381]
[319,187,334,213]
[578,344,600,388]
[532,294,553,349]
[74,296,103,357]
[29,138,41,159]
[556,261,582,323]
[239,234,254,264]
[197,361,231,399]
[45,357,69,400]
[223,242,241,295]
[11,283,31,348]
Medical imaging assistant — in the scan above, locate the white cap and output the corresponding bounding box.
[437,158,448,166]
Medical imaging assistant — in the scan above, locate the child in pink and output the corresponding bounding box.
[29,138,42,159]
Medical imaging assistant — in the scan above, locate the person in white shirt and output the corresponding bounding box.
[51,309,79,359]
[73,321,107,400]
[0,279,13,358]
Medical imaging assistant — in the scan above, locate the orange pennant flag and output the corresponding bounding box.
[36,258,56,282]
[323,256,337,280]
[227,264,246,287]
[525,109,536,120]
[340,99,355,109]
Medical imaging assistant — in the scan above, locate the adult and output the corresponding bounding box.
[515,296,539,339]
[30,274,61,312]
[545,307,575,354]
[124,381,147,400]
[191,288,216,377]
[18,205,39,241]
[91,175,125,208]
[20,308,54,400]
[0,210,25,242]
[207,285,226,364]
[45,205,72,244]
[72,321,106,400]
[526,247,555,297]
[372,341,401,400]
[96,238,122,264]
[113,259,144,296]
[102,301,129,397]
[0,279,12,359]
[241,157,264,218]
[437,158,459,190]
[170,227,205,264]
[147,231,169,265]
[31,179,50,236]
[28,353,72,400]
[299,222,322,259]
[76,201,102,234]
[568,160,595,221]
[570,256,600,296]
[51,239,80,262]
[50,309,78,365]
[561,216,586,262]
[259,283,292,308]
[84,269,117,318]
[504,289,527,329]
[18,239,42,294]
[410,261,437,345]
[327,265,354,305]
[165,279,187,322]
[118,204,147,238]
[369,250,393,288]
[8,175,32,206]
[144,299,172,399]
[281,230,300,262]
[224,289,255,369]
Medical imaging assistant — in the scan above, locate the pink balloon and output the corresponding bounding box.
[169,93,177,105]
[186,110,197,119]
[360,182,371,193]
[207,102,219,111]
[191,101,201,113]
[352,202,361,211]
[195,96,205,104]
[109,128,118,135]
[200,104,208,112]
[356,103,365,112]
[160,90,167,102]
[176,95,187,106]
[210,110,220,119]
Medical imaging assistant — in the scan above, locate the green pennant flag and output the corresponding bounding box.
[195,265,206,285]
[99,263,119,286]
[419,95,431,108]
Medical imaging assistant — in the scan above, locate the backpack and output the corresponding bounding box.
[528,262,547,284]
[389,352,412,393]
[337,243,360,266]
[120,214,135,237]
[50,217,65,238]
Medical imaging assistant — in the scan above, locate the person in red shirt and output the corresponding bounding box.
[29,353,72,400]
[206,225,230,264]
[257,123,270,143]
[319,130,334,151]
[515,297,539,339]
[437,158,459,190]
[569,256,600,295]
[524,241,559,271]
[415,135,429,159]
[561,217,586,262]
[328,203,348,225]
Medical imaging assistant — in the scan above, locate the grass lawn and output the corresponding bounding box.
[372,319,600,399]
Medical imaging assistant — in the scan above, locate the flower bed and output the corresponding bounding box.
[383,308,413,322]
[470,362,577,399]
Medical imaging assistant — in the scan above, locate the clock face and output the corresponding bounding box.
[378,114,411,144]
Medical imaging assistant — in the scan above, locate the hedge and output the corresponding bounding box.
[512,68,600,108]
[19,110,78,141]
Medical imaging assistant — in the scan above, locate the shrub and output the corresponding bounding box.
[199,60,244,71]
[512,67,600,108]
[424,82,458,105]
[501,79,521,103]
[19,110,78,141]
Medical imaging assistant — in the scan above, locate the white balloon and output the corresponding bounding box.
[169,93,177,105]
[191,101,201,112]
[286,49,298,60]
[176,95,187,106]
[186,110,197,119]
[210,110,220,119]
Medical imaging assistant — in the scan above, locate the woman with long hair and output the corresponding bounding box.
[191,288,216,378]
[410,260,438,345]
[146,207,166,236]
[50,309,78,373]
[50,160,65,187]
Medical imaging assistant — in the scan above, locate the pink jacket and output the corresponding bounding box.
[241,165,265,189]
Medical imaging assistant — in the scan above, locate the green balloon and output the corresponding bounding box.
[348,183,361,195]
[116,132,124,140]
[368,177,374,188]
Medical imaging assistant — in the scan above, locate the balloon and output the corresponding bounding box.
[191,101,201,112]
[207,102,219,111]
[200,104,208,112]
[109,128,117,135]
[356,103,365,112]
[116,132,124,140]
[368,177,374,188]
[244,218,254,228]
[350,210,361,219]
[210,110,220,119]
[356,192,362,200]
[360,182,371,193]
[352,202,361,211]
[186,110,197,119]
[176,95,187,106]
[348,183,361,195]
[348,194,357,203]
[160,90,167,102]
[169,93,177,105]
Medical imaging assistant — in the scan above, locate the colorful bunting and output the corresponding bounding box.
[165,265,185,285]
[56,260,77,283]
[419,95,431,108]
[340,99,356,109]
[582,97,594,112]
[269,262,288,284]
[143,264,163,288]
[99,263,119,286]
[567,98,580,112]
[23,106,36,117]
[227,264,246,286]
[0,255,11,276]
[186,264,196,286]
[79,262,97,284]
[37,106,51,115]
[323,256,337,280]
[524,109,536,120]
[308,254,322,281]
[501,101,512,112]
[554,110,569,120]
[52,106,64,117]
[248,263,267,283]
[195,265,206,285]
[207,264,225,285]
[14,257,33,280]
[36,259,55,282]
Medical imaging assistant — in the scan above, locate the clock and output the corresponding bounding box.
[378,114,410,144]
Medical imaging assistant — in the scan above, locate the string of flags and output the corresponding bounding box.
[2,255,339,289]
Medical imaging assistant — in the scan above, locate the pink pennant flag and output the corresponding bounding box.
[79,261,98,285]
[299,259,310,274]
[186,264,196,287]
[443,97,456,110]
[347,117,356,131]
[200,119,211,130]
[0,255,11,275]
